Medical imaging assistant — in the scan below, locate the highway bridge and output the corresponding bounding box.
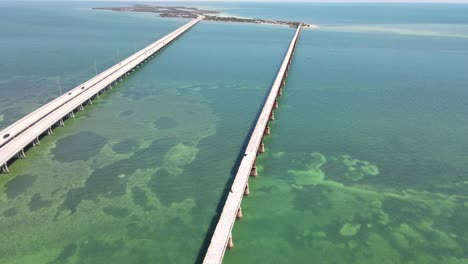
[0,17,203,173]
[203,25,302,264]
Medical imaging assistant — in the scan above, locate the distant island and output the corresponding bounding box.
[93,5,316,28]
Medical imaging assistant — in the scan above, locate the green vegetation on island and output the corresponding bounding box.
[93,5,312,28]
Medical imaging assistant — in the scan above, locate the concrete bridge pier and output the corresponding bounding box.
[278,88,283,96]
[270,112,275,121]
[88,99,93,105]
[1,164,9,173]
[58,119,65,127]
[47,127,53,136]
[250,164,258,177]
[244,183,250,196]
[274,100,279,109]
[236,207,243,219]
[227,235,234,249]
[68,111,75,119]
[95,93,100,99]
[32,137,40,147]
[78,104,84,111]
[265,125,271,135]
[16,149,26,159]
[259,142,265,153]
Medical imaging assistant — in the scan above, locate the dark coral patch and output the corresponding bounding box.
[57,137,177,216]
[119,110,134,117]
[3,207,17,217]
[5,174,37,199]
[28,193,52,211]
[52,131,108,162]
[154,116,178,130]
[132,186,152,210]
[48,243,77,264]
[112,139,139,154]
[293,184,332,212]
[148,169,184,206]
[102,206,130,218]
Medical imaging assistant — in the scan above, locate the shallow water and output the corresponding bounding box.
[2,1,468,264]
[0,2,293,263]
[224,14,468,264]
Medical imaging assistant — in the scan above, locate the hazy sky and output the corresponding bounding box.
[5,0,468,2]
[89,0,468,2]
[4,0,468,2]
[79,0,468,1]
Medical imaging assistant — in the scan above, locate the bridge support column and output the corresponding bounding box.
[278,88,283,96]
[59,119,65,127]
[227,235,234,249]
[95,93,100,99]
[78,104,84,111]
[236,207,243,219]
[274,100,279,109]
[250,164,258,177]
[47,127,53,136]
[244,183,250,196]
[270,112,275,121]
[265,125,271,135]
[259,142,265,153]
[1,164,9,173]
[16,149,26,159]
[109,85,113,90]
[33,137,40,147]
[68,111,75,119]
[88,99,93,105]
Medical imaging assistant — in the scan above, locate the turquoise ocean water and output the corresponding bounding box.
[1,1,468,263]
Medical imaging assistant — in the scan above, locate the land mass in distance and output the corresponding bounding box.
[93,5,316,28]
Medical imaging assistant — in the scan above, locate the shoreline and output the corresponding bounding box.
[92,5,319,29]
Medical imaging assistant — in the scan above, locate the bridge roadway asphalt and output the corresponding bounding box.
[0,17,203,172]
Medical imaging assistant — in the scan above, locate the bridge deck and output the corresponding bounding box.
[203,26,302,264]
[0,17,203,171]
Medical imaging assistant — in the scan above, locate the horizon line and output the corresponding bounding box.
[6,0,468,3]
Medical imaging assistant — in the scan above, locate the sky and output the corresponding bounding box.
[3,0,468,2]
[74,0,468,2]
[149,0,468,2]
[0,0,468,2]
